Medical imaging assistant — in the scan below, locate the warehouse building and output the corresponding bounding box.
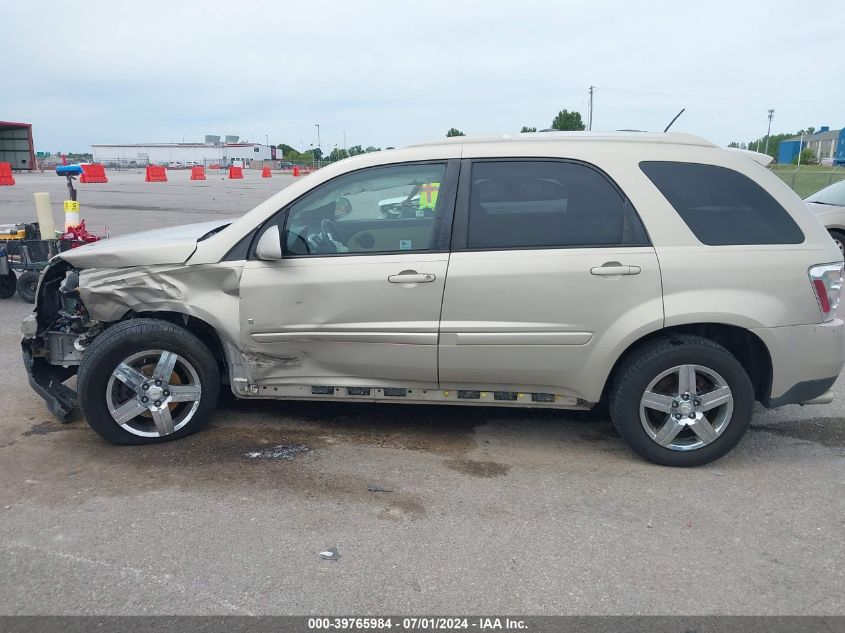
[0,121,36,170]
[91,139,278,167]
[778,126,845,165]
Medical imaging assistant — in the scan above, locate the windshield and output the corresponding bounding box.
[806,179,845,206]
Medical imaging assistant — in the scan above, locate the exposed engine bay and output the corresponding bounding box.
[21,251,251,422]
[21,260,95,420]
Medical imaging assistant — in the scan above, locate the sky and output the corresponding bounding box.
[3,0,844,153]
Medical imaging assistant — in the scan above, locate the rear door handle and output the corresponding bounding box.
[388,270,436,284]
[590,263,641,276]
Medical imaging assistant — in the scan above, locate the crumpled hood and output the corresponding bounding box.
[58,219,233,269]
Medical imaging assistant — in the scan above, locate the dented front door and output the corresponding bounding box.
[238,253,449,388]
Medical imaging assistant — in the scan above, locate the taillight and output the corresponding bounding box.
[809,263,843,322]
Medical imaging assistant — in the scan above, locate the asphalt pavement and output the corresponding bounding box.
[0,171,842,615]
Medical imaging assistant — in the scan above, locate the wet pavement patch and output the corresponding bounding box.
[23,421,75,436]
[443,458,511,478]
[216,400,482,457]
[244,443,310,459]
[751,418,845,448]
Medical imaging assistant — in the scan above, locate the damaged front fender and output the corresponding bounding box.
[23,257,249,421]
[77,263,243,330]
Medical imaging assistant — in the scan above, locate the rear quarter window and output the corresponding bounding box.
[639,161,804,245]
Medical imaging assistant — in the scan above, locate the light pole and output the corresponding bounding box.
[315,124,321,165]
[764,109,774,155]
[797,133,805,168]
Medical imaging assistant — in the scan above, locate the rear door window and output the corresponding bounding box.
[465,160,649,249]
[640,161,804,245]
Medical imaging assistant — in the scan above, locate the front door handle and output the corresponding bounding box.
[590,263,641,276]
[388,270,436,284]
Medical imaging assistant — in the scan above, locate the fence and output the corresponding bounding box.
[772,167,845,198]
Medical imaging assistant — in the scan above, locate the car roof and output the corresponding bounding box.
[406,131,716,149]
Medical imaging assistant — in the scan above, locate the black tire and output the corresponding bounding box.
[828,229,845,258]
[609,335,754,467]
[77,318,220,445]
[0,270,16,299]
[16,270,39,303]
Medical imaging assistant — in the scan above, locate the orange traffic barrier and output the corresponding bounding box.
[80,163,108,183]
[261,166,271,178]
[292,166,300,177]
[145,165,168,182]
[0,162,14,186]
[229,166,243,179]
[190,165,206,181]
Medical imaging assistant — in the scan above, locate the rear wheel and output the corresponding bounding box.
[77,318,220,445]
[609,335,753,467]
[0,270,16,299]
[16,270,39,303]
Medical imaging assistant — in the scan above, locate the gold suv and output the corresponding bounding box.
[22,132,845,466]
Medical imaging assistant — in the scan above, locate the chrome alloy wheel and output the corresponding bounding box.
[105,350,202,437]
[639,364,734,451]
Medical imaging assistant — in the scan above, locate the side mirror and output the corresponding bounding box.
[255,225,282,261]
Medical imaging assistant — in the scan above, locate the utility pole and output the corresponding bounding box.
[588,86,594,131]
[343,131,347,155]
[764,109,774,155]
[315,124,321,162]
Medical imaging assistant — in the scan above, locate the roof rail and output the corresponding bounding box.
[406,131,715,149]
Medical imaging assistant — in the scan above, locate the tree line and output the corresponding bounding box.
[276,143,393,164]
[446,109,587,138]
[276,109,587,163]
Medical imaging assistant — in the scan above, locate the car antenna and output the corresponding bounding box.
[663,108,686,133]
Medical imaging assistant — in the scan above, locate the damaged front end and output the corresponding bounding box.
[21,259,101,421]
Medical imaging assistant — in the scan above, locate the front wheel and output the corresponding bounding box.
[77,318,220,444]
[609,335,753,467]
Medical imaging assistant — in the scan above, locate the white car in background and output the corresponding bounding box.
[806,180,845,254]
[378,191,421,218]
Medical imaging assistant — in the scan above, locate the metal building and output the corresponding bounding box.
[90,141,277,167]
[777,126,844,165]
[0,121,36,170]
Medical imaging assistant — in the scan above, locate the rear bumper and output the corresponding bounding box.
[21,341,77,421]
[753,318,845,407]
